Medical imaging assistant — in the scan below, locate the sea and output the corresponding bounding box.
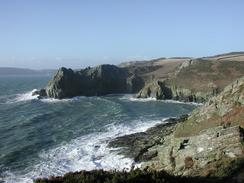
[0,75,198,183]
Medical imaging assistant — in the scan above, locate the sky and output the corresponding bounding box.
[0,0,243,69]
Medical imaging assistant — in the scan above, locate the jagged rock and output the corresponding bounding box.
[126,74,144,93]
[32,89,47,97]
[136,81,166,100]
[141,125,244,177]
[136,80,210,102]
[43,65,134,99]
[108,118,178,161]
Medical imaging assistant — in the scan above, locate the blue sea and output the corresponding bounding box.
[0,75,198,183]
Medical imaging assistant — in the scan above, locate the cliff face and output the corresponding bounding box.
[136,58,244,102]
[44,65,136,99]
[136,80,213,102]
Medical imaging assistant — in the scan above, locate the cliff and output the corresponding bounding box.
[137,58,244,102]
[36,52,244,101]
[42,65,143,99]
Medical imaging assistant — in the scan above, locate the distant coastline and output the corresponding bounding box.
[0,67,56,76]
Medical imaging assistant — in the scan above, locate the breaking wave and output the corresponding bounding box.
[1,118,167,183]
[119,94,203,106]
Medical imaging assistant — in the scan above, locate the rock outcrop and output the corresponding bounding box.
[136,80,214,102]
[36,65,145,99]
[175,76,244,137]
[141,125,244,177]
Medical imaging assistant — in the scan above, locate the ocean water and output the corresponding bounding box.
[0,75,198,183]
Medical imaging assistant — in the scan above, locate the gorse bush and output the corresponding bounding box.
[35,169,224,183]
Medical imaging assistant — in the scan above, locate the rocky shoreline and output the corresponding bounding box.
[108,117,185,163]
[34,53,244,183]
[108,77,244,181]
[109,119,244,178]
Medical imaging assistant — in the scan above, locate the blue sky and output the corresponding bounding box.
[0,0,243,69]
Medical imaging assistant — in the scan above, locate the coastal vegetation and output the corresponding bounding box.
[35,169,227,183]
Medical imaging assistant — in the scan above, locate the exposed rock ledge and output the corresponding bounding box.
[136,80,217,103]
[110,119,244,179]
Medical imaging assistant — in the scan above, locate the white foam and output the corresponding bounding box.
[2,119,167,183]
[120,95,202,106]
[6,90,87,104]
[5,89,39,104]
[119,95,156,102]
[39,96,83,103]
[163,100,203,106]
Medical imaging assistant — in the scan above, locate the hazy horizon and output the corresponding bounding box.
[0,0,244,69]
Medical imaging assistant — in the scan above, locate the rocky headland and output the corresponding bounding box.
[35,52,244,103]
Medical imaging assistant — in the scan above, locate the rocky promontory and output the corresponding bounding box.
[36,52,244,102]
[38,65,143,99]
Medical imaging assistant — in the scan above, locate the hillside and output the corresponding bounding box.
[175,76,244,137]
[137,54,244,102]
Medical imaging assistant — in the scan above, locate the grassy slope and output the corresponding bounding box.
[167,59,244,93]
[122,58,188,82]
[175,77,244,137]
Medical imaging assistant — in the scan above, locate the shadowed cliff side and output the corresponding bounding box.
[42,65,143,99]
